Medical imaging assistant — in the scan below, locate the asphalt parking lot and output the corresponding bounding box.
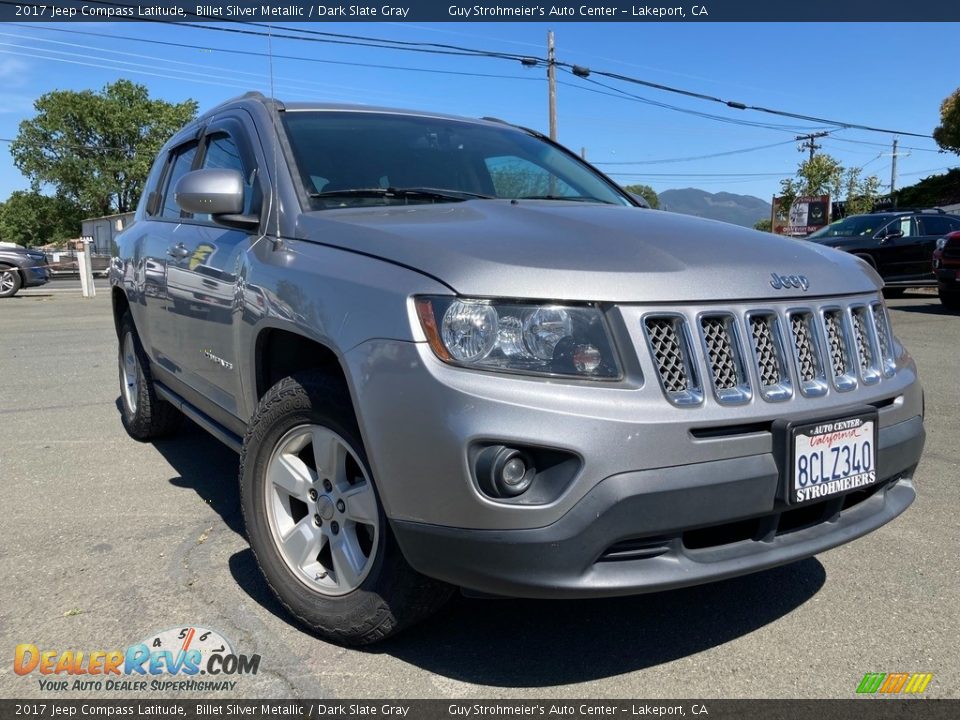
[1,286,957,700]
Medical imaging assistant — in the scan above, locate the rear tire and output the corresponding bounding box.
[0,266,21,298]
[240,371,453,646]
[117,312,182,440]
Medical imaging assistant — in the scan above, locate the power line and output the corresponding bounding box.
[12,4,934,140]
[595,139,797,165]
[564,64,933,138]
[19,23,541,83]
[562,72,829,135]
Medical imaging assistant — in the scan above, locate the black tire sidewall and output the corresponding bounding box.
[118,316,148,429]
[240,375,406,640]
[0,267,21,298]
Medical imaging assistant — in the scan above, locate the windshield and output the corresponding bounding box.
[281,111,631,209]
[807,215,884,239]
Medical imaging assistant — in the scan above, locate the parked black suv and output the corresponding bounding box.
[805,209,960,296]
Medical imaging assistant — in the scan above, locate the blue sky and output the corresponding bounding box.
[0,21,956,204]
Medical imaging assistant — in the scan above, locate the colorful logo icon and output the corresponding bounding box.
[856,673,933,695]
[13,626,260,693]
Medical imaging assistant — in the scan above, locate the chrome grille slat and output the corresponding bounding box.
[852,307,873,371]
[701,317,738,390]
[644,317,695,395]
[750,315,783,388]
[790,313,822,387]
[823,311,847,377]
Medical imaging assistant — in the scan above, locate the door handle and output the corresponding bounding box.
[167,243,190,259]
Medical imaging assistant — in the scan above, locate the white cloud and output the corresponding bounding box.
[0,57,29,87]
[0,93,35,114]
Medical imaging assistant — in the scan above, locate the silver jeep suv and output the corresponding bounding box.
[111,93,925,645]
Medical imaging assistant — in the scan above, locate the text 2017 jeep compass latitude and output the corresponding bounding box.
[111,93,925,645]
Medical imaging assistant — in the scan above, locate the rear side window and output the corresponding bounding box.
[160,143,198,218]
[919,216,960,236]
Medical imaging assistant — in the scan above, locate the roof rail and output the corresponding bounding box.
[870,207,946,215]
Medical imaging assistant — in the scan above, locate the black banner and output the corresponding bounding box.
[1,0,960,22]
[2,700,959,720]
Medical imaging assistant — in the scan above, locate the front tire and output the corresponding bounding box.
[240,372,452,645]
[939,286,960,311]
[117,312,182,440]
[0,266,21,298]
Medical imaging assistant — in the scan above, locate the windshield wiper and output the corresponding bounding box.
[514,195,614,204]
[308,187,493,202]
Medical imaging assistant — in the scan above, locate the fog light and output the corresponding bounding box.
[501,457,527,486]
[476,445,535,498]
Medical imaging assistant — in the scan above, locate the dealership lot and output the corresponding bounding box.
[0,288,957,699]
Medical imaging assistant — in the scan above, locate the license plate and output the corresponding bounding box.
[790,412,878,504]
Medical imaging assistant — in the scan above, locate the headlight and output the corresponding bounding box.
[936,237,947,251]
[415,297,621,379]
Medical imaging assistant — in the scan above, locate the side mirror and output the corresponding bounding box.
[175,168,244,215]
[881,229,904,242]
[627,192,651,209]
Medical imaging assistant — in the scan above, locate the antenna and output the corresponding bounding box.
[266,23,282,249]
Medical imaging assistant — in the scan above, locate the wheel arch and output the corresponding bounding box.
[253,326,352,406]
[112,286,132,338]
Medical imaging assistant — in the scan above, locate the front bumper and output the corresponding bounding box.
[22,263,50,287]
[391,415,921,598]
[935,265,959,290]
[344,292,924,597]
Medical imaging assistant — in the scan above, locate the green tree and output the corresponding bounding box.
[623,183,660,209]
[0,191,84,247]
[933,88,960,155]
[11,80,197,216]
[753,218,772,232]
[775,153,880,222]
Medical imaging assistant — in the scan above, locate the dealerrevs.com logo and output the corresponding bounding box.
[14,626,261,692]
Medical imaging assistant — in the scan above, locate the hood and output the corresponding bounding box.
[294,200,881,303]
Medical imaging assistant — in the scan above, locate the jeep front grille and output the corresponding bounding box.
[642,296,893,406]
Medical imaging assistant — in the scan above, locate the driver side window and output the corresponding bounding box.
[880,217,913,239]
[192,132,259,223]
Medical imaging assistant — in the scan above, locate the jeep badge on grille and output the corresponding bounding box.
[770,272,810,291]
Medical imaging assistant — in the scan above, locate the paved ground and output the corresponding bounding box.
[0,287,957,699]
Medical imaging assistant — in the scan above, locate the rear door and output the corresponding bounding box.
[872,216,917,280]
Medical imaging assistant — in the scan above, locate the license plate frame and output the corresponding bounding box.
[777,409,879,505]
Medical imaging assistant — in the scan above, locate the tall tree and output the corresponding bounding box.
[11,80,197,216]
[776,153,880,222]
[622,183,660,209]
[933,88,960,155]
[0,191,84,247]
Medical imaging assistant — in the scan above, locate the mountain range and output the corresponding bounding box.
[658,188,771,228]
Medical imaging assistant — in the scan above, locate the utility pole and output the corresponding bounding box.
[890,137,899,196]
[796,131,829,162]
[547,30,557,141]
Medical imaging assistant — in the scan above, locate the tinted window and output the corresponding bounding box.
[160,143,198,218]
[193,133,258,222]
[282,112,630,208]
[807,215,883,239]
[919,216,960,236]
[881,216,914,238]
